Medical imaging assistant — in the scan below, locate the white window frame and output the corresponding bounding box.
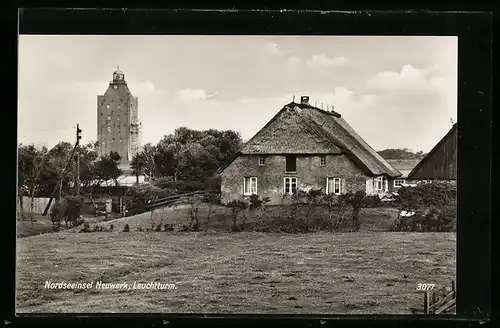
[373,176,384,192]
[394,179,406,188]
[243,177,258,195]
[283,177,298,195]
[258,156,265,166]
[326,177,342,195]
[320,155,326,166]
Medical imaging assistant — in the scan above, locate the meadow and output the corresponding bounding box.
[16,206,456,314]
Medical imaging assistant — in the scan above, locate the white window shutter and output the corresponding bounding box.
[341,178,346,194]
[366,178,374,195]
[325,177,329,194]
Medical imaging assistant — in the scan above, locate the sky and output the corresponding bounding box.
[18,35,457,153]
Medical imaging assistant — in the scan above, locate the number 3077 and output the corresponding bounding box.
[416,283,436,291]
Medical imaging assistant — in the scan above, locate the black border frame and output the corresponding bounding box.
[6,7,493,328]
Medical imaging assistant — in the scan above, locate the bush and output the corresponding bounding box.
[391,182,457,232]
[391,206,456,232]
[123,224,130,232]
[397,182,456,209]
[227,199,249,232]
[79,222,91,233]
[124,185,176,215]
[153,176,221,193]
[363,195,383,208]
[253,215,309,233]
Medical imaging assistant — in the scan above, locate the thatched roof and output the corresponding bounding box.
[218,102,401,178]
[408,123,457,180]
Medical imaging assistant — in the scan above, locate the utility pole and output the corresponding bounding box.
[75,124,82,195]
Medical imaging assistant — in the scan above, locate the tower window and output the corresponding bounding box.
[119,138,122,143]
[107,116,111,121]
[117,116,120,120]
[107,126,111,132]
[112,138,115,143]
[113,85,118,89]
[101,112,103,116]
[106,104,110,109]
[117,105,120,109]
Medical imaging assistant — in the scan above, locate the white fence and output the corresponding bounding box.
[17,196,53,214]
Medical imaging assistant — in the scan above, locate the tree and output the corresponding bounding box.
[46,141,74,198]
[130,143,157,182]
[345,191,366,232]
[78,141,99,190]
[154,127,242,183]
[92,152,123,189]
[18,144,51,220]
[227,200,248,232]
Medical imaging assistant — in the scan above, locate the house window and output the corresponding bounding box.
[284,177,298,195]
[243,177,257,195]
[326,177,342,195]
[285,155,296,172]
[320,155,326,166]
[373,177,385,193]
[112,138,115,143]
[106,104,110,109]
[107,115,111,121]
[107,126,111,132]
[101,112,103,116]
[117,116,120,121]
[258,156,265,166]
[117,104,120,109]
[119,138,122,143]
[394,179,406,188]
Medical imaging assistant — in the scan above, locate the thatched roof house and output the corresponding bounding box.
[408,123,457,180]
[218,96,401,204]
[219,98,401,177]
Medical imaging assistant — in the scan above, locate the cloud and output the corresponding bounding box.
[174,88,217,102]
[366,64,449,94]
[263,42,285,55]
[306,53,351,68]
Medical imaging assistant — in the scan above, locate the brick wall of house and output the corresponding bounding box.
[221,154,370,205]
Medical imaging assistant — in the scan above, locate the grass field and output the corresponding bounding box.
[17,212,120,238]
[16,212,456,314]
[89,205,400,233]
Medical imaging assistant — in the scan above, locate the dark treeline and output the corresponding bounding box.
[377,148,427,160]
[18,127,242,199]
[130,127,242,188]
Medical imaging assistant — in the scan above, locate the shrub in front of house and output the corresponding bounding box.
[391,182,456,232]
[362,195,383,208]
[396,182,457,208]
[390,206,456,232]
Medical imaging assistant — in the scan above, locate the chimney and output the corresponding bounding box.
[300,96,309,105]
